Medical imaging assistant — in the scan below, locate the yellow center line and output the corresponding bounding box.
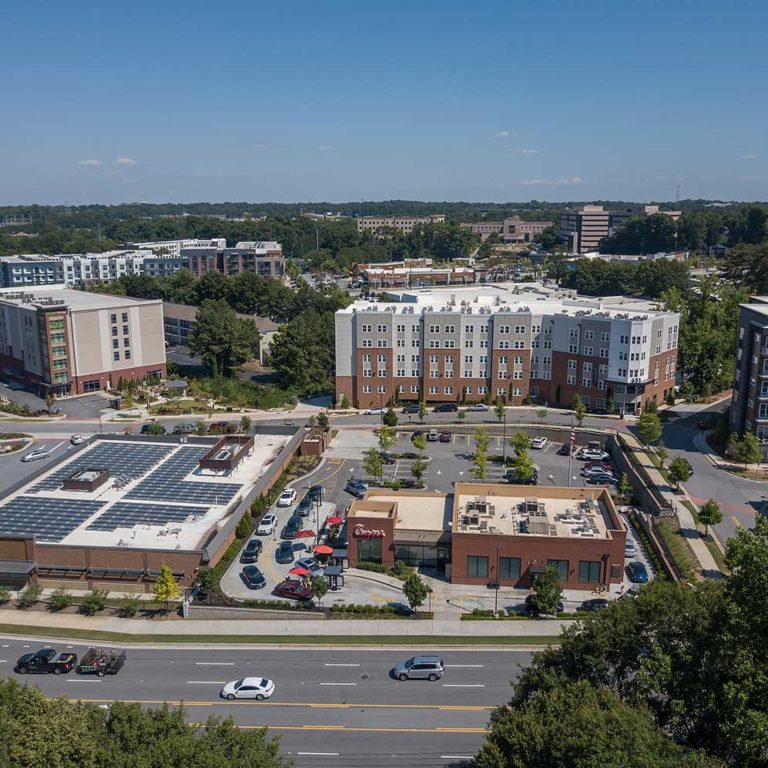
[731,514,743,529]
[76,698,492,711]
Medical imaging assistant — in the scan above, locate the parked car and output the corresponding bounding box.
[504,467,539,485]
[530,436,548,450]
[70,433,87,445]
[295,556,324,577]
[276,540,295,564]
[172,423,195,435]
[557,442,572,456]
[240,538,263,564]
[584,460,613,473]
[380,451,396,464]
[401,404,420,414]
[295,498,313,517]
[277,488,297,507]
[438,431,452,443]
[467,403,489,412]
[580,598,610,612]
[525,594,564,617]
[273,580,313,601]
[306,484,323,502]
[345,478,368,498]
[15,648,77,674]
[208,421,231,434]
[241,565,267,590]
[434,403,458,413]
[220,677,275,701]
[586,474,617,485]
[624,541,637,558]
[410,430,425,442]
[140,422,166,435]
[627,561,650,584]
[281,514,304,539]
[364,407,385,416]
[256,513,277,535]
[393,655,444,681]
[21,448,50,463]
[427,429,439,442]
[582,466,616,478]
[577,448,610,462]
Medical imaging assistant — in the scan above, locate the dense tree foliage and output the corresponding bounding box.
[474,517,768,768]
[0,679,289,768]
[600,213,680,254]
[557,258,690,298]
[721,243,768,293]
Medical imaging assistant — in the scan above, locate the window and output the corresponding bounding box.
[121,312,128,322]
[377,339,388,348]
[444,386,453,395]
[362,324,372,332]
[582,377,591,387]
[110,314,117,324]
[498,371,508,379]
[547,559,569,581]
[567,375,576,385]
[445,325,455,333]
[467,556,489,578]
[514,325,525,334]
[429,386,438,394]
[357,537,382,564]
[600,348,609,358]
[512,387,522,396]
[429,325,439,333]
[497,387,506,396]
[124,349,131,360]
[601,331,610,342]
[569,344,578,353]
[568,360,576,370]
[584,330,594,340]
[499,325,510,334]
[478,386,487,394]
[111,326,118,337]
[122,325,129,335]
[112,339,119,349]
[578,560,601,584]
[411,385,419,394]
[499,557,521,580]
[376,324,388,333]
[113,351,120,361]
[498,341,509,349]
[377,385,386,393]
[362,339,372,347]
[584,346,593,356]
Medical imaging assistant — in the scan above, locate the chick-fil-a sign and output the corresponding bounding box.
[354,524,385,538]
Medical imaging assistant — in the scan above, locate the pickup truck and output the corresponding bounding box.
[15,648,77,675]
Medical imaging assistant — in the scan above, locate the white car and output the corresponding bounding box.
[467,403,489,412]
[578,448,610,462]
[276,488,297,507]
[220,677,275,701]
[625,541,637,558]
[364,407,385,415]
[256,513,277,535]
[530,436,548,450]
[21,449,50,463]
[70,434,87,445]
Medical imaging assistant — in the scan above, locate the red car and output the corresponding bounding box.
[273,580,314,602]
[585,461,613,473]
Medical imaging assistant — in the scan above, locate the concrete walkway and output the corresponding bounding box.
[622,432,721,576]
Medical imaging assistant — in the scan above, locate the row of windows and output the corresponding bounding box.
[466,556,602,583]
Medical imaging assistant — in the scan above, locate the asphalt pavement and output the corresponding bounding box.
[1,638,531,767]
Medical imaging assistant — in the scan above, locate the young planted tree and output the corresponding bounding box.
[339,393,350,410]
[616,473,632,506]
[418,400,427,424]
[735,432,762,468]
[153,564,181,613]
[532,565,563,616]
[472,450,488,481]
[362,447,384,483]
[194,420,208,436]
[636,412,662,445]
[458,409,466,422]
[316,411,330,430]
[698,499,723,537]
[510,431,530,455]
[537,407,548,423]
[573,395,586,427]
[411,431,428,487]
[473,425,491,456]
[656,443,669,471]
[239,414,252,433]
[495,399,506,423]
[375,425,397,453]
[512,450,536,484]
[667,456,691,490]
[311,575,328,606]
[402,572,430,610]
[382,408,398,428]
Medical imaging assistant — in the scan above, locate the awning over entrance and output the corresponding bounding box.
[393,529,450,546]
[0,560,35,576]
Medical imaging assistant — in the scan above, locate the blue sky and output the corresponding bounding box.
[1,0,766,205]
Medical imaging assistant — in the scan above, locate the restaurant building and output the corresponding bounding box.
[346,483,627,589]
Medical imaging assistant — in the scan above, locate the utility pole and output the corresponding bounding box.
[502,409,507,462]
[568,413,574,487]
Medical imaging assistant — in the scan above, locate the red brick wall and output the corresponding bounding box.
[71,362,167,394]
[347,514,396,567]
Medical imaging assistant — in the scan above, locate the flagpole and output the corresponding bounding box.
[568,413,574,488]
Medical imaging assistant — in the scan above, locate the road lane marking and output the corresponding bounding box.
[445,664,484,668]
[195,662,235,666]
[297,753,340,757]
[731,514,743,529]
[320,682,356,686]
[68,679,102,683]
[186,680,226,685]
[76,698,492,710]
[324,663,360,667]
[441,757,473,761]
[442,684,485,688]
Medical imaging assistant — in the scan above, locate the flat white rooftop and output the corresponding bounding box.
[0,285,159,311]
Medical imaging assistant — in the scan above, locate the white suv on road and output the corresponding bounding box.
[277,488,297,507]
[256,513,277,535]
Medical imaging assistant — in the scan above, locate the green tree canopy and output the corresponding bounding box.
[636,412,662,445]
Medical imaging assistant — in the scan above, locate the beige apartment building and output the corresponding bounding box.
[0,287,166,396]
[335,289,679,415]
[463,216,552,243]
[356,214,446,235]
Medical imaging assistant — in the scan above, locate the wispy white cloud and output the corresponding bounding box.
[494,130,517,139]
[515,148,539,155]
[742,153,759,160]
[521,176,582,186]
[77,159,101,166]
[318,144,334,151]
[114,156,137,165]
[737,174,766,181]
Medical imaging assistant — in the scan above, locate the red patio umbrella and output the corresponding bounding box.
[289,566,310,576]
[313,544,333,555]
[326,516,343,525]
[295,529,316,539]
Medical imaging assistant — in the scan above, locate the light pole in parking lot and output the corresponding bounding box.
[502,410,507,463]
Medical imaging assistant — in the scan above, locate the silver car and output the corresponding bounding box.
[393,655,444,681]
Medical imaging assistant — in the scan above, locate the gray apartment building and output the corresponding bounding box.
[730,297,768,451]
[335,289,679,414]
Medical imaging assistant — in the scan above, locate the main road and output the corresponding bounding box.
[0,638,531,767]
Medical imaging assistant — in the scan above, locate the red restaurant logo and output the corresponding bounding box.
[353,524,385,538]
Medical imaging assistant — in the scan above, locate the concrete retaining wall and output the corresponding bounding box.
[188,604,326,621]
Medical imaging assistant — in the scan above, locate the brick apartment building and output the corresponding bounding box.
[462,216,553,243]
[0,286,166,396]
[182,241,284,279]
[335,289,679,414]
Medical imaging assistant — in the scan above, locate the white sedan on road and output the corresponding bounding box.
[276,488,297,507]
[220,677,275,701]
[467,403,489,412]
[364,407,385,415]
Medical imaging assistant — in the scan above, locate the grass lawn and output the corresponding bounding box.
[680,500,731,574]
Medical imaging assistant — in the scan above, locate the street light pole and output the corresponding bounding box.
[502,410,507,463]
[494,547,500,615]
[568,413,574,488]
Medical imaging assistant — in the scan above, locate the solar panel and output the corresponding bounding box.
[0,497,105,542]
[87,502,209,531]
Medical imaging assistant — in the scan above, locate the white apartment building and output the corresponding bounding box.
[335,288,679,415]
[129,238,227,256]
[356,215,446,235]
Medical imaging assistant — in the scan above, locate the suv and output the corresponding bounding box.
[281,514,304,539]
[345,478,368,498]
[295,556,325,577]
[172,423,195,435]
[504,467,539,485]
[256,513,276,535]
[240,538,263,564]
[295,498,313,517]
[241,565,266,590]
[393,656,444,681]
[306,484,323,502]
[438,432,452,443]
[15,648,77,675]
[627,561,650,583]
[401,404,420,414]
[530,436,548,450]
[427,429,439,442]
[276,540,295,564]
[434,403,458,413]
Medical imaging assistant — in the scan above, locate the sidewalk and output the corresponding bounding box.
[622,432,721,576]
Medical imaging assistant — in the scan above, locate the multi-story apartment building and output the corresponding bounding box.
[0,256,65,287]
[0,287,166,396]
[181,241,284,279]
[362,264,476,289]
[356,214,446,235]
[729,297,768,450]
[558,205,682,254]
[129,238,226,257]
[335,289,679,414]
[463,216,553,243]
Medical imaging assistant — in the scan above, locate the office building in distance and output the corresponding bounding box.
[356,214,446,235]
[0,286,166,396]
[335,287,679,414]
[462,216,553,243]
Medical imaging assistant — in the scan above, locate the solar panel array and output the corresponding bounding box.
[87,502,209,531]
[0,497,105,542]
[125,447,241,506]
[32,442,174,492]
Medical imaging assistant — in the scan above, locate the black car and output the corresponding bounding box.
[241,565,266,590]
[276,540,295,564]
[15,648,77,675]
[140,423,167,435]
[380,451,396,465]
[281,514,303,539]
[240,538,263,564]
[401,404,420,414]
[307,484,323,502]
[524,594,564,617]
[295,498,313,517]
[557,442,571,456]
[434,402,458,413]
[580,598,610,612]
